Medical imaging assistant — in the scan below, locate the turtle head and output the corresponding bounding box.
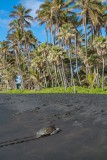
[56,128,61,132]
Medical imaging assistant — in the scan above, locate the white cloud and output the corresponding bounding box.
[20,0,43,18]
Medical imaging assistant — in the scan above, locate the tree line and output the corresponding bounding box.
[0,0,107,91]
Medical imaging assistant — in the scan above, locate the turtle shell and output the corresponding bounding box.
[36,125,56,138]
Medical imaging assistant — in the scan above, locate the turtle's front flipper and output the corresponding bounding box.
[51,128,61,135]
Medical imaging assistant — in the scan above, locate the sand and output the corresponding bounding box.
[0,94,107,160]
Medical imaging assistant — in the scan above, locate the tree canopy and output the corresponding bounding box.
[0,1,107,91]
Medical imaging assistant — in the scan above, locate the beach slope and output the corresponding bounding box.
[0,94,107,160]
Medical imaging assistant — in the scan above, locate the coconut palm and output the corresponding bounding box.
[74,0,106,78]
[37,43,55,88]
[22,30,38,61]
[0,41,9,89]
[93,36,107,90]
[36,0,74,44]
[9,19,20,32]
[10,4,33,32]
[7,29,25,88]
[57,23,82,91]
[57,23,76,88]
[36,0,52,43]
[31,49,48,88]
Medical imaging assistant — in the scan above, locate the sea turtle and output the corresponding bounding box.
[36,125,61,138]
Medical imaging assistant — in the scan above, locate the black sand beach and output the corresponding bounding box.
[0,94,107,160]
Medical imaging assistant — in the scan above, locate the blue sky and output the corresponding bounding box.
[0,0,46,42]
[0,0,107,42]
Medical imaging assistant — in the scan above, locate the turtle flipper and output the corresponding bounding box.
[36,133,41,138]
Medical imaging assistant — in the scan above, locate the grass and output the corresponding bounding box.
[1,86,107,94]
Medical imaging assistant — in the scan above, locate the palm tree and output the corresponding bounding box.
[22,30,38,61]
[93,36,107,90]
[57,23,75,87]
[31,49,48,88]
[7,29,25,89]
[9,19,20,32]
[50,0,74,43]
[57,23,82,91]
[36,43,54,88]
[0,41,10,89]
[36,0,74,44]
[36,0,52,43]
[74,0,106,78]
[10,4,33,32]
[48,45,67,89]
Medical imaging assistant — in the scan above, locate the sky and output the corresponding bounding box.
[0,0,46,42]
[0,0,107,43]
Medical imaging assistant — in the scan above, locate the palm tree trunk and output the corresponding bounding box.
[57,66,64,86]
[17,43,24,89]
[44,53,54,88]
[75,34,81,85]
[96,65,100,87]
[54,63,60,87]
[50,8,53,44]
[84,15,88,80]
[43,69,47,88]
[69,52,76,93]
[102,57,105,91]
[45,27,48,43]
[61,59,67,90]
[69,52,73,86]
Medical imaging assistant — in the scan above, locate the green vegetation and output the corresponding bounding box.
[1,86,107,94]
[0,0,107,93]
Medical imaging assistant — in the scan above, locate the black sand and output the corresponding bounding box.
[0,94,107,160]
